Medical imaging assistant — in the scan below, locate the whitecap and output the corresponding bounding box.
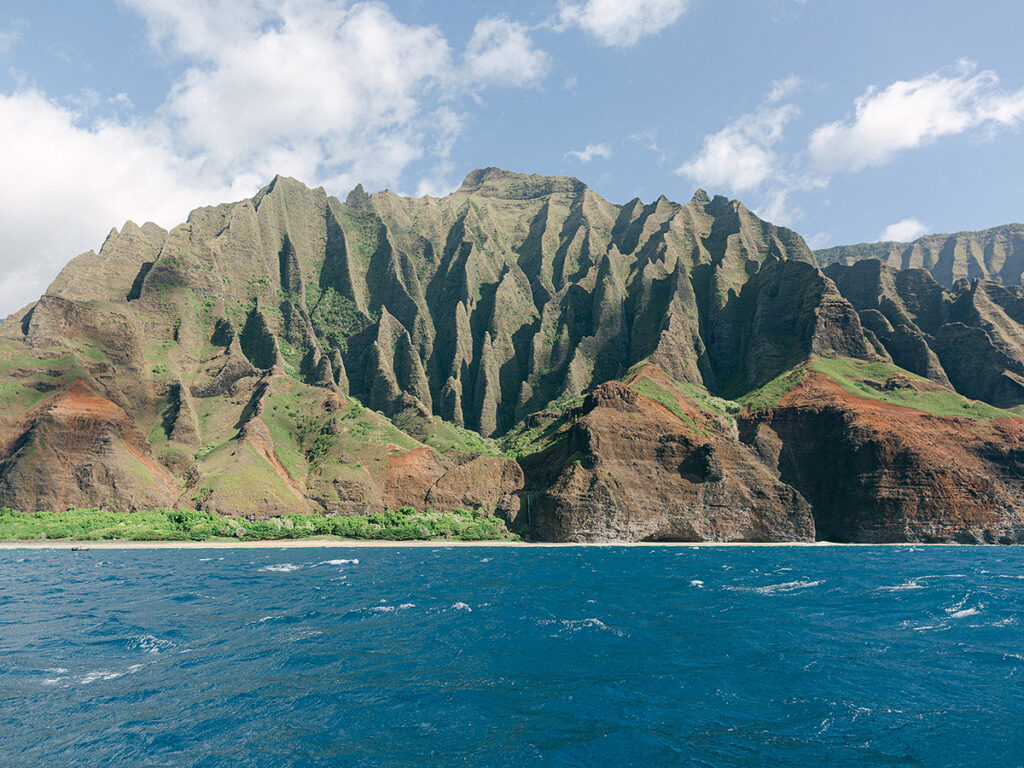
[127,634,175,654]
[372,605,396,613]
[318,559,358,566]
[398,603,415,610]
[726,579,823,595]
[260,563,301,573]
[538,617,625,637]
[949,607,980,619]
[876,579,925,592]
[451,602,472,612]
[690,580,704,588]
[78,670,124,684]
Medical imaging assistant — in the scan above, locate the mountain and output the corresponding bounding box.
[2,169,1023,543]
[816,223,1024,288]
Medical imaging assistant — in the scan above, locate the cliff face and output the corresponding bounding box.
[518,369,814,543]
[816,223,1024,288]
[826,260,1024,407]
[747,370,1024,544]
[1,169,1023,542]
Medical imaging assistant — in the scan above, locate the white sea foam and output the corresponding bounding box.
[372,605,395,612]
[727,579,823,595]
[318,559,358,566]
[948,607,980,619]
[398,603,415,610]
[127,634,175,654]
[876,579,925,592]
[539,617,625,636]
[690,580,704,588]
[260,563,302,572]
[452,602,472,612]
[78,666,142,685]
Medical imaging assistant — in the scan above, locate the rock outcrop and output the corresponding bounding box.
[519,370,814,542]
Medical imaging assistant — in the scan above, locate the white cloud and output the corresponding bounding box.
[465,17,549,88]
[768,76,802,103]
[557,0,690,47]
[810,61,1024,173]
[564,143,612,163]
[879,218,929,243]
[0,1,554,314]
[677,103,798,193]
[153,1,456,186]
[0,89,253,314]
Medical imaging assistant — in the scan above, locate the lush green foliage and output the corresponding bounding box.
[809,357,1020,419]
[739,365,809,412]
[0,506,517,542]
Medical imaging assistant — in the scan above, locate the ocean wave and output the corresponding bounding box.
[948,607,980,619]
[726,579,823,595]
[318,559,359,566]
[126,634,176,654]
[451,602,472,612]
[259,563,302,573]
[876,579,925,592]
[538,617,625,637]
[690,580,704,588]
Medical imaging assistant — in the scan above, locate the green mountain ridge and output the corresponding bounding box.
[816,223,1024,288]
[2,168,1023,543]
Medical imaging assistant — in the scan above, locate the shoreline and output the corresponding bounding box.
[0,538,977,550]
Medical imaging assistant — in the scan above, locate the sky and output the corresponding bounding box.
[1,0,1023,315]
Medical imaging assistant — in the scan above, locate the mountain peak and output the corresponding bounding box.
[457,168,586,200]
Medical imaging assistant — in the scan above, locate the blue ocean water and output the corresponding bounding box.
[1,545,1022,767]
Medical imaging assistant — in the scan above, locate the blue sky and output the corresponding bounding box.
[1,0,1023,314]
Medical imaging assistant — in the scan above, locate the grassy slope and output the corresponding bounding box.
[740,355,1021,419]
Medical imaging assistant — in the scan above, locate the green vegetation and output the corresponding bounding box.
[737,356,1022,419]
[809,357,1020,419]
[390,406,503,457]
[739,365,808,411]
[628,375,700,431]
[307,285,368,352]
[0,506,517,542]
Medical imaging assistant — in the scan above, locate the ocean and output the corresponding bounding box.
[1,545,1021,766]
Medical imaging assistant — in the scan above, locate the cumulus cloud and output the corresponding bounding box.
[677,102,798,193]
[564,143,612,163]
[0,1,554,314]
[465,17,549,87]
[879,218,929,243]
[0,89,253,314]
[557,0,690,47]
[151,1,456,186]
[810,61,1024,173]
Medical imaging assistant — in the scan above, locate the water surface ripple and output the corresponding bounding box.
[1,546,1022,766]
